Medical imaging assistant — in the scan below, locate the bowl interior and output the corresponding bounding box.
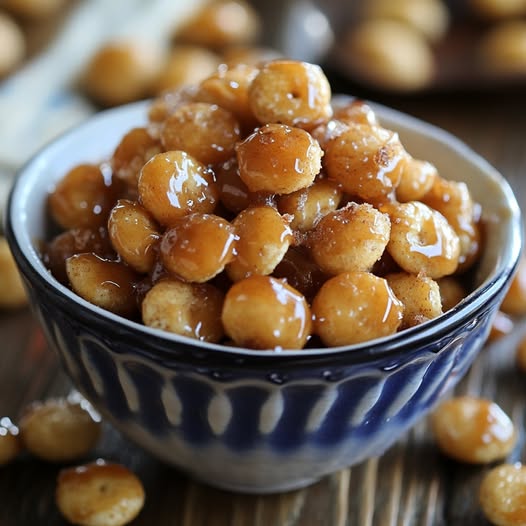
[6,99,522,357]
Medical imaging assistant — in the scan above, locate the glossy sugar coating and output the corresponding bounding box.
[138,150,218,227]
[312,271,404,346]
[160,213,236,283]
[421,176,482,272]
[48,164,121,230]
[277,178,342,232]
[222,275,312,349]
[396,156,438,202]
[147,84,199,125]
[66,254,138,317]
[56,460,145,526]
[272,246,329,302]
[324,123,406,204]
[383,201,461,278]
[214,156,252,213]
[333,99,379,126]
[43,227,114,285]
[248,60,332,130]
[386,272,443,328]
[310,100,378,149]
[19,398,101,462]
[236,123,323,194]
[108,200,161,274]
[42,59,488,351]
[25,273,501,491]
[195,62,260,131]
[9,66,520,494]
[431,396,517,464]
[479,463,526,526]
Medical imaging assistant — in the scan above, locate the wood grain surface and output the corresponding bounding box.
[0,87,525,525]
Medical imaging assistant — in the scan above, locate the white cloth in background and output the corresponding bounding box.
[0,0,204,222]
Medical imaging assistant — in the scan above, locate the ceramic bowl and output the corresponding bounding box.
[5,100,522,494]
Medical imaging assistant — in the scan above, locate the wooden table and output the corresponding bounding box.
[0,84,525,525]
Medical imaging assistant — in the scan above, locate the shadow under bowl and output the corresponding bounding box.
[5,100,522,493]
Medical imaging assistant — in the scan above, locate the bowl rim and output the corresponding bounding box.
[5,100,523,364]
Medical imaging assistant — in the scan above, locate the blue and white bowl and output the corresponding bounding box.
[5,101,522,493]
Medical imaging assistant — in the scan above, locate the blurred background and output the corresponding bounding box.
[1,0,526,185]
